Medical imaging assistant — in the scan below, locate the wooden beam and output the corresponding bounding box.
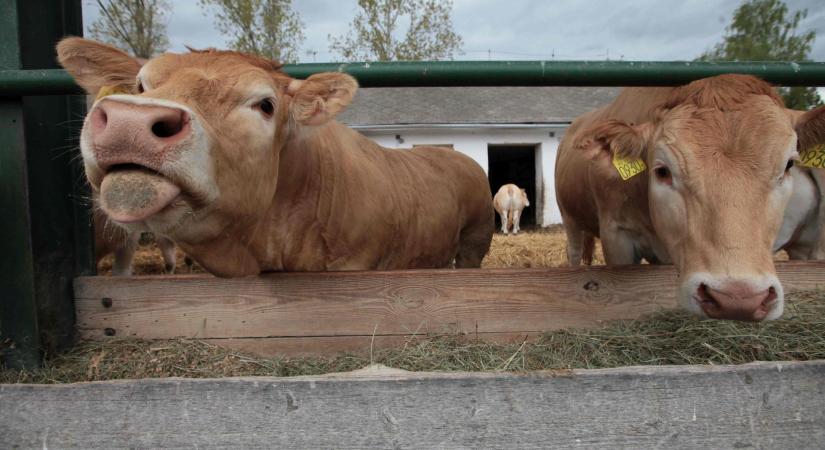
[2,360,824,448]
[74,262,825,355]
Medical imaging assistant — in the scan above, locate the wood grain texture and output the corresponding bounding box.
[75,262,825,341]
[2,360,824,448]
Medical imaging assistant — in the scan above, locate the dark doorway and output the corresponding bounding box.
[487,145,537,228]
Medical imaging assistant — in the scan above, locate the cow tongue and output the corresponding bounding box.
[100,169,181,223]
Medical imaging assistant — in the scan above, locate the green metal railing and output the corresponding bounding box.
[1,60,825,97]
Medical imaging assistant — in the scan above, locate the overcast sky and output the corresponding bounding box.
[82,0,825,63]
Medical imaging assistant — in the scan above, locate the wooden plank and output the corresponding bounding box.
[2,360,824,448]
[74,262,825,345]
[75,265,681,340]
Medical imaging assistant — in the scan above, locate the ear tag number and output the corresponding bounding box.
[612,152,647,181]
[95,85,131,101]
[798,144,825,169]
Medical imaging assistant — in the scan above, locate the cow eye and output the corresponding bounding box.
[256,98,275,117]
[784,159,794,173]
[654,166,671,184]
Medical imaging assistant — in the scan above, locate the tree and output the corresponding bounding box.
[329,0,463,61]
[199,0,304,63]
[698,0,821,109]
[87,0,170,58]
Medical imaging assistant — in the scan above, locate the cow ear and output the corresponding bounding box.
[582,120,652,161]
[287,72,358,126]
[57,37,141,97]
[793,105,825,151]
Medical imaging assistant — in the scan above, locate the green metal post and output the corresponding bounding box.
[0,0,40,368]
[19,0,92,355]
[0,0,89,368]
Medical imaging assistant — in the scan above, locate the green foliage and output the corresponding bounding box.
[199,0,305,63]
[329,0,463,61]
[87,0,170,58]
[698,0,821,109]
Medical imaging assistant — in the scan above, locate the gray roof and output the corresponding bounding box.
[338,86,621,126]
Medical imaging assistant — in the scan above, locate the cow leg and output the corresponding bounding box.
[581,233,596,265]
[512,208,522,235]
[563,219,586,266]
[499,210,509,234]
[600,227,641,265]
[157,235,177,274]
[112,231,140,276]
[455,222,494,269]
[184,256,195,273]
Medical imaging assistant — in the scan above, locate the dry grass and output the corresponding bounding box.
[482,225,605,268]
[3,290,823,384]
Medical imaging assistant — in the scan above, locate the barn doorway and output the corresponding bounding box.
[487,145,538,229]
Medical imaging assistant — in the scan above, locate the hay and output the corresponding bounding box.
[482,226,605,268]
[4,290,823,384]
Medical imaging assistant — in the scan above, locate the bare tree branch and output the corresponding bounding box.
[88,0,170,58]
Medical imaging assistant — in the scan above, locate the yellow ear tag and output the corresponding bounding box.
[798,144,825,169]
[612,152,647,181]
[95,85,131,101]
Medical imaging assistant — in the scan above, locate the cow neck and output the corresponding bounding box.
[249,121,371,270]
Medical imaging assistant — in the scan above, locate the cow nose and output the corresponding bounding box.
[89,99,191,170]
[696,282,777,321]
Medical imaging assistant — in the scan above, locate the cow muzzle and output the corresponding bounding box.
[87,98,192,223]
[682,274,784,321]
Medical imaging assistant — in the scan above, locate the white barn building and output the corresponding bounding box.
[338,86,619,227]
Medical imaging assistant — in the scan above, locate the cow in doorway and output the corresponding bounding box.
[493,184,530,234]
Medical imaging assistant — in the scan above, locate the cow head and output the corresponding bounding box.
[583,75,825,321]
[520,189,530,207]
[57,38,357,276]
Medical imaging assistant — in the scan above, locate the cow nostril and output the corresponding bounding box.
[762,287,778,308]
[151,112,185,138]
[697,283,720,310]
[91,106,108,130]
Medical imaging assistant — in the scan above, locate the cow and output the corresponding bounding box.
[57,38,494,277]
[493,184,530,234]
[94,209,178,275]
[773,164,825,259]
[555,74,825,322]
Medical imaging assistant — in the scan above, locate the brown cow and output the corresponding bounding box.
[556,74,825,321]
[58,38,493,277]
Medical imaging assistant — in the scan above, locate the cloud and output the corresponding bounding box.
[80,0,824,63]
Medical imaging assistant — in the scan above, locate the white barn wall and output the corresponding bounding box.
[353,125,567,225]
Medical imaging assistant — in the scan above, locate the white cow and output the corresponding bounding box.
[493,184,530,234]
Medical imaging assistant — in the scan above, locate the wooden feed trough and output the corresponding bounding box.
[74,261,825,356]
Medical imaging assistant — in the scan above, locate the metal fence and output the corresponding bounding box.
[2,61,825,97]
